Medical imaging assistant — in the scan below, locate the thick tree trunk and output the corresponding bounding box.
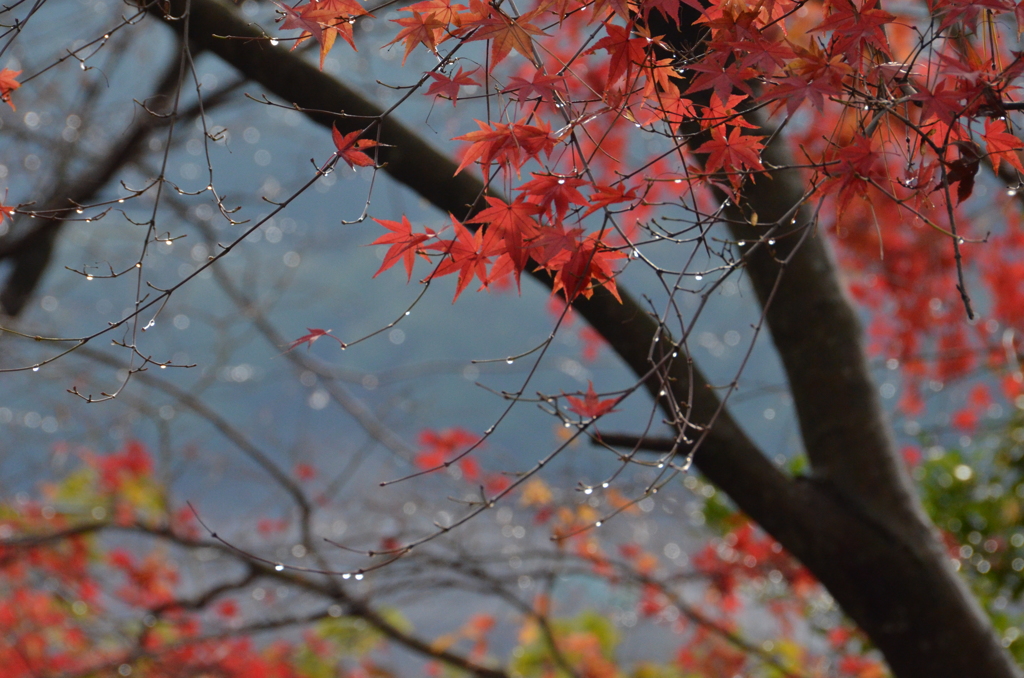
[718,130,1017,677]
[144,1,1020,675]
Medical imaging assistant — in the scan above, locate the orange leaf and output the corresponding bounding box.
[457,0,546,67]
[302,0,370,59]
[332,126,380,169]
[0,68,20,111]
[427,215,505,301]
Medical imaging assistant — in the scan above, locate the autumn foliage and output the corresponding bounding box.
[275,0,1024,410]
[5,0,1024,675]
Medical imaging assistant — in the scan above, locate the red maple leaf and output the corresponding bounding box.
[425,67,480,106]
[301,0,370,40]
[301,0,369,22]
[591,0,632,20]
[503,72,566,103]
[385,10,444,63]
[818,134,887,210]
[811,0,895,63]
[399,0,467,43]
[276,2,324,47]
[982,118,1024,175]
[588,23,654,87]
[466,195,542,280]
[762,75,839,115]
[287,328,347,351]
[686,51,755,101]
[427,215,506,301]
[531,0,581,20]
[640,57,679,99]
[931,0,1012,33]
[729,33,795,74]
[332,126,380,169]
[638,83,697,127]
[699,92,757,132]
[0,197,16,223]
[933,51,986,82]
[781,40,852,109]
[454,118,559,177]
[939,140,982,204]
[454,121,510,177]
[530,223,583,269]
[549,234,625,302]
[910,80,967,125]
[457,0,546,67]
[370,215,435,280]
[280,0,371,68]
[566,381,619,419]
[640,0,688,27]
[519,173,588,220]
[695,127,765,188]
[0,68,20,111]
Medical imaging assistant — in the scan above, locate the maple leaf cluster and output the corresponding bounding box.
[371,205,625,302]
[266,0,1024,413]
[354,0,799,301]
[0,435,866,678]
[276,0,372,68]
[384,0,547,67]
